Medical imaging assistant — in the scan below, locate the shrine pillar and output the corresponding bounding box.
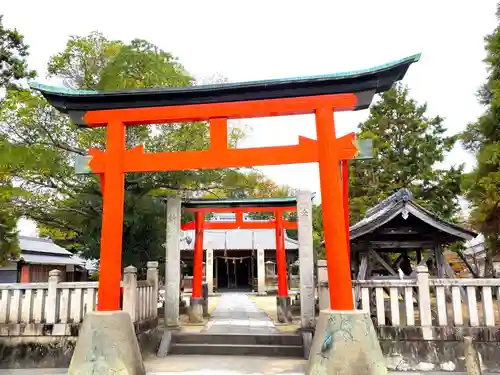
[306,108,386,375]
[97,121,126,311]
[189,211,204,323]
[314,107,353,310]
[275,210,292,323]
[69,122,146,375]
[297,190,315,330]
[341,159,351,254]
[257,247,266,295]
[206,246,214,294]
[164,196,181,327]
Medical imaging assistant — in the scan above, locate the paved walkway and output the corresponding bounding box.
[5,362,488,375]
[203,293,278,334]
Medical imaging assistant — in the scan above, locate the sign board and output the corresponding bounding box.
[74,155,92,175]
[354,139,373,160]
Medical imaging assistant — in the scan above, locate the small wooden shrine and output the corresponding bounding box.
[349,188,477,281]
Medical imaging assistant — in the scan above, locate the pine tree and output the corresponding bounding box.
[461,4,500,276]
[348,84,463,223]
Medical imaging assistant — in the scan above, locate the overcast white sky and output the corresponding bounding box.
[1,0,497,236]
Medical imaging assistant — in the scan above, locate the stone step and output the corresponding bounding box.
[169,343,304,357]
[172,332,303,346]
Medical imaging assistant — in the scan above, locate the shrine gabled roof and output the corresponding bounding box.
[349,189,477,242]
[29,54,420,125]
[181,196,298,209]
[180,229,299,251]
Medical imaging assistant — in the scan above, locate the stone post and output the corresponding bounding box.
[147,261,159,319]
[123,265,138,322]
[463,336,483,375]
[297,190,315,329]
[287,252,294,289]
[165,196,181,327]
[317,260,330,311]
[416,265,433,340]
[46,269,61,324]
[206,247,214,294]
[257,247,266,295]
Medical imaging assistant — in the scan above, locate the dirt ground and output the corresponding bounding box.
[158,296,221,332]
[249,295,301,333]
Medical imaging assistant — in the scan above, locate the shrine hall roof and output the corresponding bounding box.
[30,54,420,126]
[180,229,299,251]
[349,189,477,242]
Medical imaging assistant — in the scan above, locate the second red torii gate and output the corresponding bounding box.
[181,198,298,320]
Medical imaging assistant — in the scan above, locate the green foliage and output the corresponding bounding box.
[348,84,463,223]
[0,170,21,265]
[47,31,123,90]
[0,15,36,89]
[0,17,37,264]
[461,5,500,275]
[0,31,290,272]
[311,205,325,259]
[312,84,464,258]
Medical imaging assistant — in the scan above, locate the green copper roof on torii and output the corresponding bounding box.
[29,53,421,125]
[181,196,300,209]
[29,54,420,96]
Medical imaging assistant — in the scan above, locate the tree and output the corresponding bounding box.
[461,5,500,276]
[0,31,281,273]
[347,84,463,224]
[0,15,36,90]
[0,16,37,264]
[311,204,325,258]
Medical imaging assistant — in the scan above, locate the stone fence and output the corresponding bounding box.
[0,261,160,368]
[317,261,500,371]
[317,262,500,329]
[0,261,158,337]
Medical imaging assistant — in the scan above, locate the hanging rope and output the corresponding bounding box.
[216,255,252,262]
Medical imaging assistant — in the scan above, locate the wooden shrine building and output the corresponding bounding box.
[348,188,477,281]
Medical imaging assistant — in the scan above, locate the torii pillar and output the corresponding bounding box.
[275,209,292,323]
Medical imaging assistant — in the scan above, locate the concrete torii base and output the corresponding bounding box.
[306,310,387,375]
[68,310,145,375]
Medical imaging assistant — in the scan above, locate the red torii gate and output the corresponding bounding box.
[181,198,297,312]
[66,95,361,312]
[32,54,419,312]
[31,53,419,373]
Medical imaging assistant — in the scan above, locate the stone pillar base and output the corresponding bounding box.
[202,297,209,317]
[189,297,204,323]
[306,310,386,375]
[276,296,292,323]
[68,310,145,375]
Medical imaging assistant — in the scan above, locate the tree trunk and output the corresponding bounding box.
[484,254,494,278]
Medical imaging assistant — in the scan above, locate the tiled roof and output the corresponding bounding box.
[180,229,298,251]
[17,236,86,267]
[349,189,476,242]
[463,234,485,258]
[21,253,85,266]
[19,235,73,256]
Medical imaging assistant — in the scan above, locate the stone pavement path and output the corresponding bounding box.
[4,363,485,375]
[203,292,278,334]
